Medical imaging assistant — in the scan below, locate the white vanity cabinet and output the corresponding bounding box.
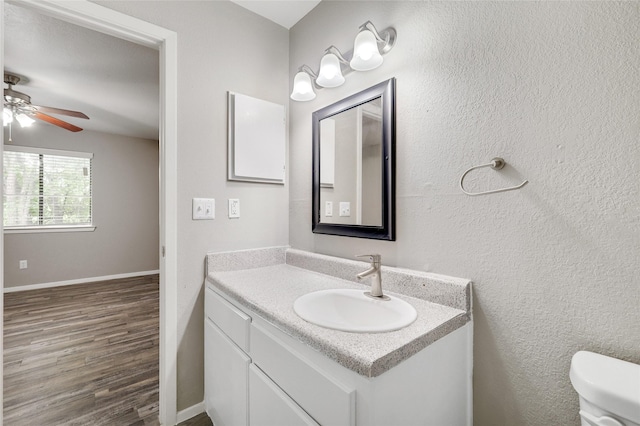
[205,283,472,426]
[205,286,347,426]
[204,286,251,426]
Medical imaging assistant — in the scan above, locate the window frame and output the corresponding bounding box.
[3,145,95,234]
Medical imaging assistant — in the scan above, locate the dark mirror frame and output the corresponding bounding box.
[312,78,396,240]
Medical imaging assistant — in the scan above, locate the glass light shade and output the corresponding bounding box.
[15,113,35,128]
[3,108,13,126]
[316,53,345,88]
[350,29,383,71]
[290,71,316,101]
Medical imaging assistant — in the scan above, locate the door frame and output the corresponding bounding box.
[0,1,179,424]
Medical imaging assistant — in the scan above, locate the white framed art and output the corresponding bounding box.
[228,92,286,184]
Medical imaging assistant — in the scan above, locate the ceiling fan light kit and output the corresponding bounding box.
[3,72,89,137]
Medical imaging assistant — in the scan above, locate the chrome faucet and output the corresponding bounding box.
[356,254,386,299]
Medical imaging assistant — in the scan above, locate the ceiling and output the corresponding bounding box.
[230,0,320,29]
[4,3,160,141]
[3,2,317,141]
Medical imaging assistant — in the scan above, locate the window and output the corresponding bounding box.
[3,146,93,231]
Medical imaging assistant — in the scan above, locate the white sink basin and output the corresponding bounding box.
[293,289,417,333]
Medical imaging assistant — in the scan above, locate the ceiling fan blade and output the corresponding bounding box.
[34,112,83,132]
[33,105,89,120]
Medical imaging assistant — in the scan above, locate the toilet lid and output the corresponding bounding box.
[570,351,640,423]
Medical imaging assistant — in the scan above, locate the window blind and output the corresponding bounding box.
[3,147,92,228]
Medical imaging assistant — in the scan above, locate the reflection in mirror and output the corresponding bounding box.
[312,78,395,240]
[320,97,382,226]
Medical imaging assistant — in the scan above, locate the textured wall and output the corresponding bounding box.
[95,0,290,411]
[289,2,640,425]
[4,126,159,287]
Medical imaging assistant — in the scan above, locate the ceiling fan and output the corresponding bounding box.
[3,72,89,133]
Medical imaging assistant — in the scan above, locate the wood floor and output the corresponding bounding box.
[4,275,162,425]
[178,412,213,426]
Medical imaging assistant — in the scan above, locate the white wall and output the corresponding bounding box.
[289,2,640,425]
[94,0,290,411]
[4,125,159,288]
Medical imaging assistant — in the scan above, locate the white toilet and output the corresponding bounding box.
[570,351,640,426]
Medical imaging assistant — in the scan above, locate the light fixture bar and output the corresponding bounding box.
[290,21,397,101]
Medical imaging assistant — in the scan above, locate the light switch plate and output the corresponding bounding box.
[228,199,240,218]
[339,202,351,217]
[325,201,333,217]
[193,198,215,220]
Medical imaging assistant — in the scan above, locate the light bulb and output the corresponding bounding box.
[350,29,383,71]
[3,108,13,126]
[316,53,345,88]
[16,113,35,128]
[325,67,336,79]
[290,71,316,102]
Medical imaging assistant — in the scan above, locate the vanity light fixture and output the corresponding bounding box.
[316,46,348,88]
[350,30,382,71]
[350,21,396,71]
[290,65,319,101]
[290,21,397,101]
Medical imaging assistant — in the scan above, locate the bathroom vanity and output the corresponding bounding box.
[204,247,473,426]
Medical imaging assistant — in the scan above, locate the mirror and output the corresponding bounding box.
[312,78,395,240]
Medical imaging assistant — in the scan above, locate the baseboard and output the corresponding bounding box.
[4,270,160,293]
[176,401,205,423]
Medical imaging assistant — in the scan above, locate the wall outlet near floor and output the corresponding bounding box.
[19,260,28,270]
[193,198,215,220]
[339,202,351,217]
[228,199,240,218]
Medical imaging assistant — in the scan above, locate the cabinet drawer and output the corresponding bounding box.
[205,286,251,352]
[251,323,355,426]
[249,364,319,426]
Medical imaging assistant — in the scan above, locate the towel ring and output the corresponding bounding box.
[460,157,528,196]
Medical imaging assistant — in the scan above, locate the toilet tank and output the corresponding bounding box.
[570,351,640,426]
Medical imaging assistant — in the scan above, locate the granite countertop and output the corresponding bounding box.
[206,254,471,378]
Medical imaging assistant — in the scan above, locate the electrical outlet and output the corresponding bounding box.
[228,199,240,218]
[325,201,333,217]
[19,260,28,269]
[339,202,351,217]
[193,198,215,220]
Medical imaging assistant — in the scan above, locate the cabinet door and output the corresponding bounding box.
[249,364,319,426]
[205,318,250,426]
[251,323,355,425]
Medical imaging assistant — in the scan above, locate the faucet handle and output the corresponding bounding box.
[356,254,381,265]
